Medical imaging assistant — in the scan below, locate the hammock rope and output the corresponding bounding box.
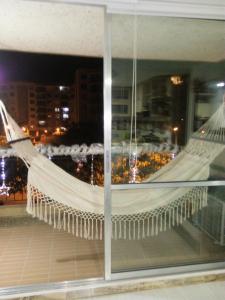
[129,13,138,183]
[0,99,224,240]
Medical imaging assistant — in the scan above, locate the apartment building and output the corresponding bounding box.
[74,69,103,124]
[0,82,75,142]
[112,86,131,142]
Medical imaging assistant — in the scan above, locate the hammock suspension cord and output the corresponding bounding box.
[129,13,138,183]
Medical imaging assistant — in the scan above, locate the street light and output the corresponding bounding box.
[173,127,179,146]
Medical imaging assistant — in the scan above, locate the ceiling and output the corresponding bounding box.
[0,1,104,57]
[0,0,224,62]
[111,15,225,62]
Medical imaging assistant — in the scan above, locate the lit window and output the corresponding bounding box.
[38,120,46,125]
[216,82,225,87]
[63,113,69,119]
[112,105,128,114]
[55,107,60,112]
[62,107,69,112]
[59,86,66,91]
[170,75,183,85]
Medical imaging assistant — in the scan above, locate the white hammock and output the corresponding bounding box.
[0,100,224,240]
[0,142,180,158]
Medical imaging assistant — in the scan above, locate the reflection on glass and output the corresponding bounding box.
[112,151,172,184]
[111,15,225,182]
[111,14,225,273]
[112,186,225,272]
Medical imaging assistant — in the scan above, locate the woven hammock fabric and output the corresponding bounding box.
[0,100,224,240]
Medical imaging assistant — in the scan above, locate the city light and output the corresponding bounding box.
[173,127,178,146]
[0,157,10,196]
[38,120,46,125]
[59,86,65,91]
[216,82,225,87]
[63,113,69,119]
[170,76,183,85]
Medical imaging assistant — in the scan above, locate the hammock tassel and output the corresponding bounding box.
[100,220,103,240]
[67,213,71,233]
[184,201,187,220]
[80,217,83,238]
[133,220,136,239]
[29,194,34,217]
[164,211,167,231]
[124,221,127,239]
[44,202,48,223]
[160,214,163,232]
[72,215,75,235]
[129,221,131,240]
[180,204,183,224]
[53,207,56,229]
[87,219,90,239]
[57,210,61,230]
[168,209,171,229]
[119,220,122,239]
[63,212,66,231]
[137,220,140,239]
[95,219,99,240]
[142,219,145,239]
[40,200,43,221]
[49,206,52,225]
[36,198,39,218]
[151,217,154,236]
[155,215,159,235]
[91,219,94,240]
[76,216,79,237]
[172,208,175,226]
[176,207,179,225]
[25,185,209,240]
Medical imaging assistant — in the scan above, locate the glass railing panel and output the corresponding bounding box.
[111,15,225,182]
[111,185,225,273]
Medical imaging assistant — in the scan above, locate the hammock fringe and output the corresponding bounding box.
[26,184,208,240]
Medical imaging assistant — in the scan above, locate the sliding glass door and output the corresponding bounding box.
[108,13,225,275]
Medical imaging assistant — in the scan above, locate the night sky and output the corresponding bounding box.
[0,50,102,85]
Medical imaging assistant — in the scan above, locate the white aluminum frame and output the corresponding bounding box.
[104,10,112,281]
[28,1,225,21]
[106,9,225,280]
[0,1,225,298]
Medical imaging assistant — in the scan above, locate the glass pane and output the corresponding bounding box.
[112,185,225,272]
[111,14,225,274]
[111,15,225,183]
[0,207,104,287]
[0,48,104,286]
[0,157,104,287]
